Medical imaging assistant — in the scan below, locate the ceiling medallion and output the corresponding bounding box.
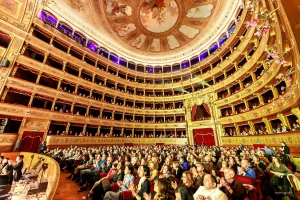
[139,0,179,33]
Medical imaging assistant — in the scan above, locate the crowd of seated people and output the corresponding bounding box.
[41,142,299,200]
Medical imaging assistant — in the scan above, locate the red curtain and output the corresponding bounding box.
[19,132,44,153]
[191,104,197,121]
[193,128,215,147]
[202,103,211,115]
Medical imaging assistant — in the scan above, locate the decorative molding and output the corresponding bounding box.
[46,136,188,146]
[0,134,18,147]
[0,102,186,129]
[221,132,300,147]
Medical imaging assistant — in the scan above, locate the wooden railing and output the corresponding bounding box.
[1,152,60,200]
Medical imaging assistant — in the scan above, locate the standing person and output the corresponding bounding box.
[38,141,47,154]
[280,142,290,164]
[13,155,24,182]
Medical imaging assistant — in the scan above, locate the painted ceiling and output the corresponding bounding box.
[46,0,242,65]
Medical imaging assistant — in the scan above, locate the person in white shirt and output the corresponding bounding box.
[193,174,227,200]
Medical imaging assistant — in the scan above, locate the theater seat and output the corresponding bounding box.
[150,182,154,192]
[120,190,133,200]
[111,182,119,192]
[101,173,108,178]
[234,175,258,200]
[219,173,261,200]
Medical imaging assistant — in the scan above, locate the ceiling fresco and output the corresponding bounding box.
[47,0,241,64]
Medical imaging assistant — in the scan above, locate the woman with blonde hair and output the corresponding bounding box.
[148,162,159,182]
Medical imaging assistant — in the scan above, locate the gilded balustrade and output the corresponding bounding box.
[218,85,300,124]
[0,102,186,129]
[24,24,256,91]
[0,134,18,151]
[46,135,188,146]
[19,25,265,104]
[6,77,185,115]
[221,131,300,147]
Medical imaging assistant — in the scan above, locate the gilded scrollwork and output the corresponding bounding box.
[46,135,188,146]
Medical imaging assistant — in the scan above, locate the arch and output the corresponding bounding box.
[109,53,119,63]
[57,21,73,35]
[73,31,86,42]
[87,39,98,52]
[209,42,218,55]
[119,57,127,67]
[0,31,12,48]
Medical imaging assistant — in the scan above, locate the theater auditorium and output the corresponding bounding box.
[0,0,300,199]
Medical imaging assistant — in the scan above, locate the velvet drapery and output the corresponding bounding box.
[202,103,211,115]
[193,128,215,147]
[19,131,44,153]
[191,104,197,121]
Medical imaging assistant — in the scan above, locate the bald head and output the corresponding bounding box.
[224,168,235,181]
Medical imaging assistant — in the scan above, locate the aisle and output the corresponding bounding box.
[53,172,87,200]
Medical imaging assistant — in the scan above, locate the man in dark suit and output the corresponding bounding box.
[38,141,47,154]
[13,155,24,182]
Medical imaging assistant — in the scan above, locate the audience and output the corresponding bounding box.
[40,142,298,200]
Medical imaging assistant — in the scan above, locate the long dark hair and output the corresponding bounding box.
[175,185,194,200]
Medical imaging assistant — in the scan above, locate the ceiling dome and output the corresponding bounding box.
[46,0,242,65]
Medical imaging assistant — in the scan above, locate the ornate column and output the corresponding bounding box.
[51,98,57,111]
[28,93,35,107]
[277,113,291,130]
[121,127,124,136]
[86,106,90,116]
[243,99,249,109]
[56,79,62,90]
[92,74,96,83]
[11,64,19,77]
[78,68,83,78]
[291,108,300,122]
[250,72,257,81]
[131,128,134,137]
[239,80,244,90]
[43,53,49,64]
[109,127,113,136]
[262,118,272,134]
[97,126,101,136]
[62,61,67,71]
[142,129,145,137]
[256,93,264,104]
[1,87,9,102]
[270,86,279,99]
[70,102,75,113]
[184,103,193,145]
[248,121,256,134]
[83,124,87,134]
[89,89,93,98]
[234,123,240,135]
[65,122,71,135]
[36,72,43,84]
[74,85,78,94]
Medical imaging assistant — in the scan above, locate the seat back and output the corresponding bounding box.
[0,175,8,186]
[73,159,82,168]
[0,185,11,195]
[234,175,255,185]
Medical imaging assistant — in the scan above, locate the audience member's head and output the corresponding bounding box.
[203,174,218,190]
[175,185,194,200]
